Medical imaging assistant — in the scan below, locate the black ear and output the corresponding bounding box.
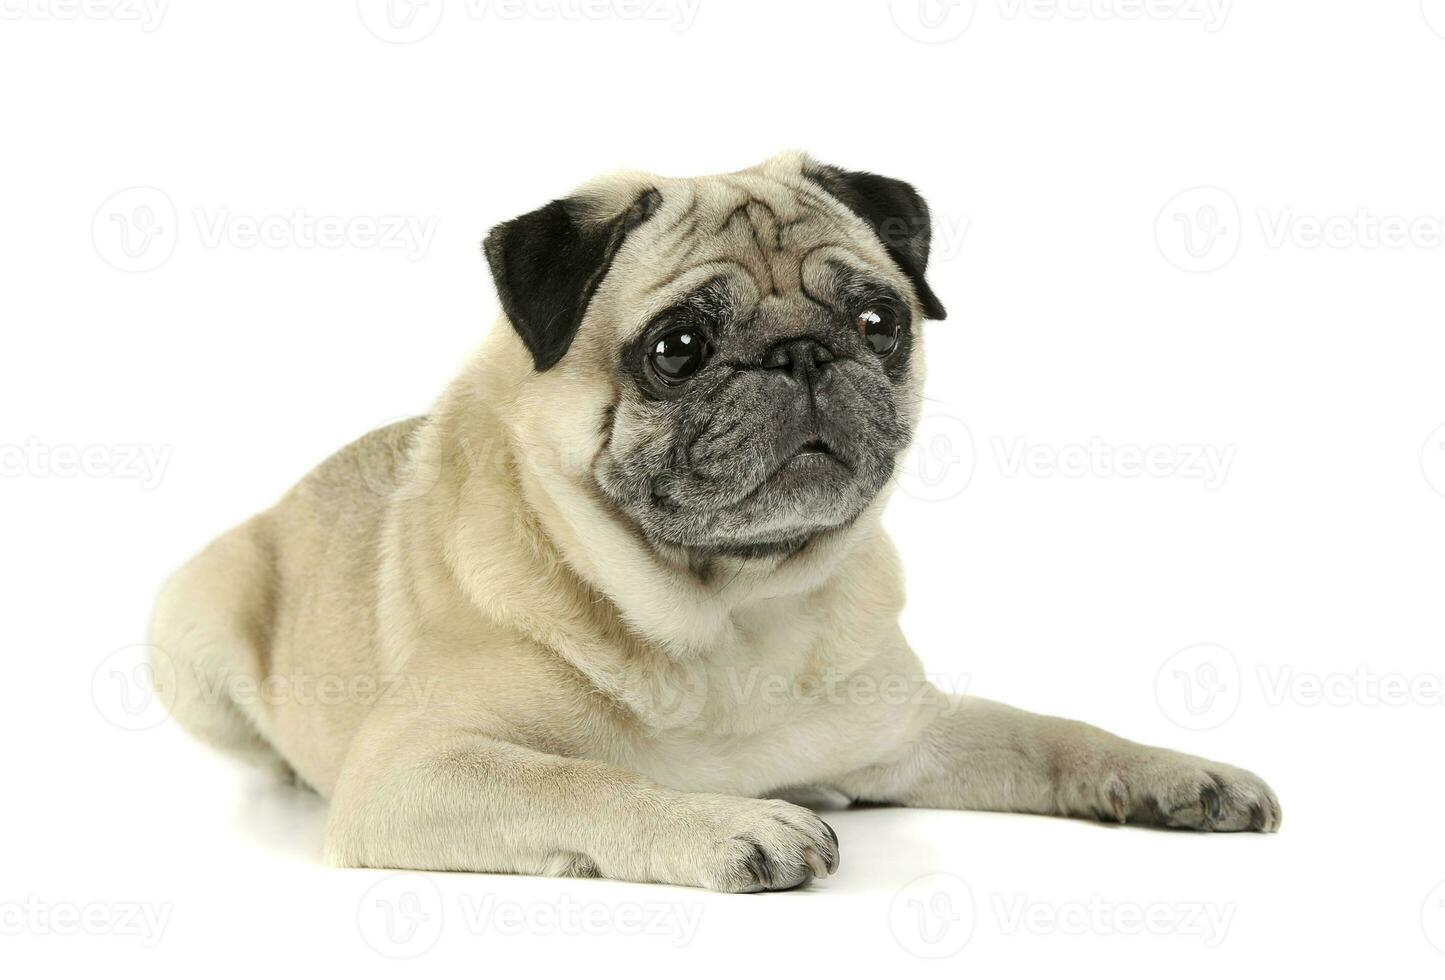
[805,164,947,321]
[484,188,662,371]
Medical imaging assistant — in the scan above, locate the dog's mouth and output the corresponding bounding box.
[776,433,851,474]
[634,425,885,556]
[791,437,831,459]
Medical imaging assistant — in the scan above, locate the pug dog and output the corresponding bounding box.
[150,152,1280,893]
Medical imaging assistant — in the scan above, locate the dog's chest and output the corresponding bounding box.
[609,615,914,796]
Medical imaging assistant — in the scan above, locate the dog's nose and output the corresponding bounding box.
[761,337,834,378]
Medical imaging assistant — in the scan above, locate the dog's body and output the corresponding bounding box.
[151,154,1279,892]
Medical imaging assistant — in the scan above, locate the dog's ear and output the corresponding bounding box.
[484,187,662,371]
[805,164,947,321]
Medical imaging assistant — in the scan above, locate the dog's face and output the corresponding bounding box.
[485,153,946,559]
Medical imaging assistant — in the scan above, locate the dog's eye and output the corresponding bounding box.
[648,329,710,384]
[857,307,900,357]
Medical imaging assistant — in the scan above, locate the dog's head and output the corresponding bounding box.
[484,153,946,560]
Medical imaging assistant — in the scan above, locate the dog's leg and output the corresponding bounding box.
[149,519,292,780]
[836,692,1280,831]
[323,723,839,891]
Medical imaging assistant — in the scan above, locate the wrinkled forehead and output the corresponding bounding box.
[598,171,898,339]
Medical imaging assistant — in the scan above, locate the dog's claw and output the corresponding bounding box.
[1105,779,1130,823]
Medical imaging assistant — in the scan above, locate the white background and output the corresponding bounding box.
[4,0,1445,974]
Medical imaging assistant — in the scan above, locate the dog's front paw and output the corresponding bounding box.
[670,796,840,893]
[1079,753,1281,833]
